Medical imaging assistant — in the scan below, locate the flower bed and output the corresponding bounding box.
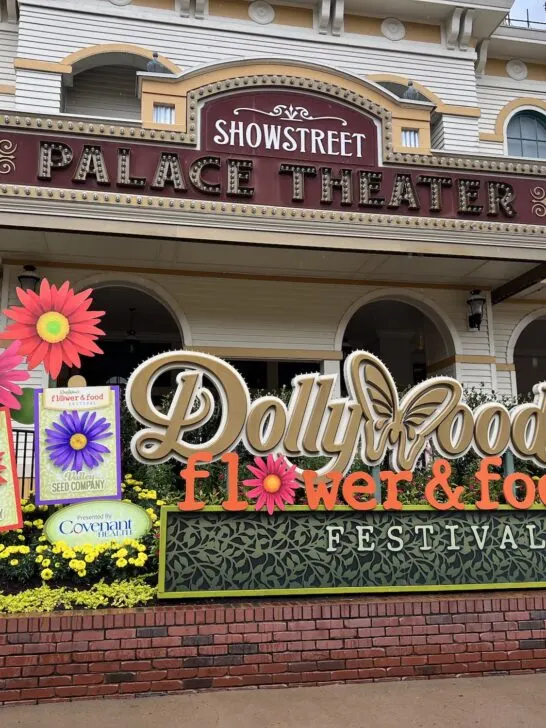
[0,473,163,612]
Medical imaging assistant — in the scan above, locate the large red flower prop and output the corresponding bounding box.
[0,279,105,379]
[243,454,298,515]
[0,341,30,410]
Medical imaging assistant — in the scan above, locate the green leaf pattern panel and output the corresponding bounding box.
[162,509,546,595]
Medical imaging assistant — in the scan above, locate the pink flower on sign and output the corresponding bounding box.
[0,341,30,410]
[243,454,298,515]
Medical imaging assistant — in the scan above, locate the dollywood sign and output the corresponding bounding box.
[127,350,546,492]
[125,351,546,598]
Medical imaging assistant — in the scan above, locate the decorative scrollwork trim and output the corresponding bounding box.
[0,139,16,174]
[531,186,546,218]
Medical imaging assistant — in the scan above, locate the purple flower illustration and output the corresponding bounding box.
[45,410,112,472]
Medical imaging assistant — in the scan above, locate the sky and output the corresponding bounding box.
[510,0,546,20]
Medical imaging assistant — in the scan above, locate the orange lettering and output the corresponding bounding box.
[380,470,411,510]
[475,456,502,510]
[503,472,536,509]
[304,470,342,510]
[342,472,377,511]
[221,452,247,511]
[178,452,210,511]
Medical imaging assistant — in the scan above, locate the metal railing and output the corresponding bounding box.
[502,10,546,29]
[13,428,35,498]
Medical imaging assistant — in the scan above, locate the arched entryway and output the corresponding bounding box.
[342,298,457,390]
[513,315,546,396]
[58,285,183,399]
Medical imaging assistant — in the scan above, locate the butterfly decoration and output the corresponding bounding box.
[346,351,462,471]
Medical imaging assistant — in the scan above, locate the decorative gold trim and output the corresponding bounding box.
[0,139,17,174]
[14,45,180,77]
[428,354,497,373]
[366,73,481,118]
[14,59,73,74]
[187,346,341,360]
[427,356,455,373]
[4,257,485,292]
[480,98,546,144]
[0,85,15,96]
[0,183,545,233]
[456,355,496,365]
[531,187,546,218]
[484,59,546,83]
[344,17,441,44]
[496,363,516,372]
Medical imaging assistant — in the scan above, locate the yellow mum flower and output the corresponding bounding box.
[9,559,19,566]
[77,570,86,578]
[42,559,51,568]
[116,558,128,568]
[117,548,128,558]
[17,535,25,542]
[38,536,48,543]
[84,554,94,563]
[157,500,166,506]
[137,545,146,553]
[125,474,133,479]
[41,568,53,580]
[35,555,44,564]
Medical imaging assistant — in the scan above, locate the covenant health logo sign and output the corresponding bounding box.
[123,349,546,598]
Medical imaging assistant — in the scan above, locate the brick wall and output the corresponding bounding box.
[2,593,546,705]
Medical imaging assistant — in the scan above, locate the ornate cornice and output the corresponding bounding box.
[0,183,544,239]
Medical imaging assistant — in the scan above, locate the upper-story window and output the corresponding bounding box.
[507,111,546,159]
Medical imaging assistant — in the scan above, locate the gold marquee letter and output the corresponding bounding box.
[126,350,250,463]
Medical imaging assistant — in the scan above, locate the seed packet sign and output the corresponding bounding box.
[34,386,121,505]
[0,407,22,532]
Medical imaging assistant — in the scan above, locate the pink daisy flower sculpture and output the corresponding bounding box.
[0,341,30,410]
[0,279,105,380]
[243,454,298,515]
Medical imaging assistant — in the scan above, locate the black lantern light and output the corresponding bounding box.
[17,265,41,292]
[467,290,486,330]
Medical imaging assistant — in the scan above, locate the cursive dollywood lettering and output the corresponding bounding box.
[126,350,546,476]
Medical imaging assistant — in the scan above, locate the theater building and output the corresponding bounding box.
[0,0,546,408]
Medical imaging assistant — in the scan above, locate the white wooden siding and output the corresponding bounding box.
[477,76,546,146]
[431,116,445,150]
[439,115,480,153]
[16,3,479,109]
[15,69,62,113]
[0,28,16,86]
[0,91,14,109]
[64,65,141,120]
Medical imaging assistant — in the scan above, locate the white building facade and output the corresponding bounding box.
[0,0,546,402]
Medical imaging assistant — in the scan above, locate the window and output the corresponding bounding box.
[153,103,175,125]
[402,129,420,148]
[507,111,546,159]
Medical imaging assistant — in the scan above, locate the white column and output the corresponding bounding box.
[322,359,341,397]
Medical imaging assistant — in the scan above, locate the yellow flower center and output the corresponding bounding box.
[36,311,70,344]
[263,474,282,494]
[69,433,88,451]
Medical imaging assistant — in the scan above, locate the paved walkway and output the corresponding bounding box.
[3,675,546,727]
